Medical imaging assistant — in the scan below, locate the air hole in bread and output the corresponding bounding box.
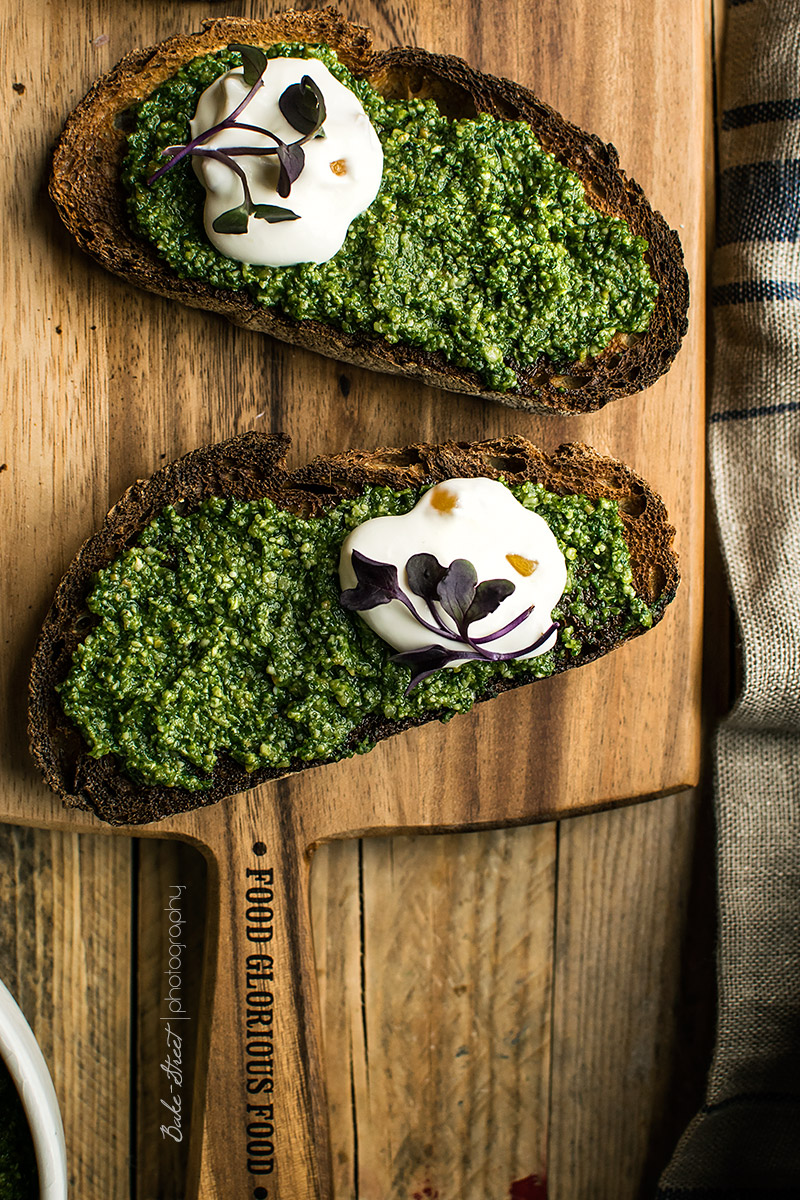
[370,449,424,468]
[113,106,138,133]
[79,227,95,243]
[491,97,521,120]
[647,563,666,601]
[482,454,528,475]
[373,65,478,119]
[298,482,341,496]
[605,354,622,369]
[216,456,243,475]
[551,374,586,390]
[618,491,647,518]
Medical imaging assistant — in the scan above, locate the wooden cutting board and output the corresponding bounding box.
[0,0,705,1196]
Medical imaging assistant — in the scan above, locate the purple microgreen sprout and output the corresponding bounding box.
[340,549,559,691]
[435,558,478,635]
[388,644,478,689]
[146,47,328,234]
[406,552,448,599]
[275,139,306,199]
[251,203,301,223]
[279,75,327,136]
[229,43,268,87]
[463,577,517,631]
[339,552,406,612]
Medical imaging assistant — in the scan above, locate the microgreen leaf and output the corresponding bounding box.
[252,204,300,223]
[212,204,251,234]
[463,578,516,628]
[390,644,474,692]
[436,559,478,635]
[406,553,448,602]
[229,43,268,88]
[279,75,327,136]
[340,551,405,611]
[276,141,305,198]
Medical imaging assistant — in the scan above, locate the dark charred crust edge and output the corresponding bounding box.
[28,430,679,827]
[49,8,689,415]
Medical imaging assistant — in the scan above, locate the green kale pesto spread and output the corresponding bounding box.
[59,484,656,791]
[123,44,659,392]
[0,1060,37,1200]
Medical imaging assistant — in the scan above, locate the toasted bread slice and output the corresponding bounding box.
[50,10,689,415]
[29,431,678,826]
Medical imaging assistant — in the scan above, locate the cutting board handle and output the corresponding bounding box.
[186,789,330,1200]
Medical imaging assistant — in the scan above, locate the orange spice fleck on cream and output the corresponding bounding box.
[429,486,459,514]
[330,158,348,176]
[506,553,538,577]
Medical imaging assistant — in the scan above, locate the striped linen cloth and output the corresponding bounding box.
[657,0,800,1195]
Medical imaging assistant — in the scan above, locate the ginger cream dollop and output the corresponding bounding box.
[339,479,568,664]
[190,58,384,266]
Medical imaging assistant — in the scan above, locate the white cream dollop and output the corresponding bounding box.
[190,58,384,266]
[338,478,567,665]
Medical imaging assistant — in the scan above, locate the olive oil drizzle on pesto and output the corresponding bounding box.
[123,44,659,392]
[59,484,656,791]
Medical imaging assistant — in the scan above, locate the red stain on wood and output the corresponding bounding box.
[509,1174,548,1200]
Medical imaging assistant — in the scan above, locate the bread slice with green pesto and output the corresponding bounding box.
[28,431,678,827]
[49,9,689,414]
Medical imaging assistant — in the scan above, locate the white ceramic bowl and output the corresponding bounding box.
[0,979,67,1199]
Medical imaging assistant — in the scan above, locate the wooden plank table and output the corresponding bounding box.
[0,0,711,1195]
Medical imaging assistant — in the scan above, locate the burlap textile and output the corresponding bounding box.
[657,1,800,1195]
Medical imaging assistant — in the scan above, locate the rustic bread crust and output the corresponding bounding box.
[50,9,689,415]
[28,431,679,826]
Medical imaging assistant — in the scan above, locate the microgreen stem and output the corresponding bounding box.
[189,148,255,209]
[147,73,266,185]
[401,593,554,662]
[469,604,535,645]
[424,596,455,636]
[396,594,453,641]
[479,621,559,660]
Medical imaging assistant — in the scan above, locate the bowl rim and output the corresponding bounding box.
[0,978,68,1199]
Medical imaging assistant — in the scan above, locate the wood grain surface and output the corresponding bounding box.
[312,789,716,1200]
[0,0,710,1195]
